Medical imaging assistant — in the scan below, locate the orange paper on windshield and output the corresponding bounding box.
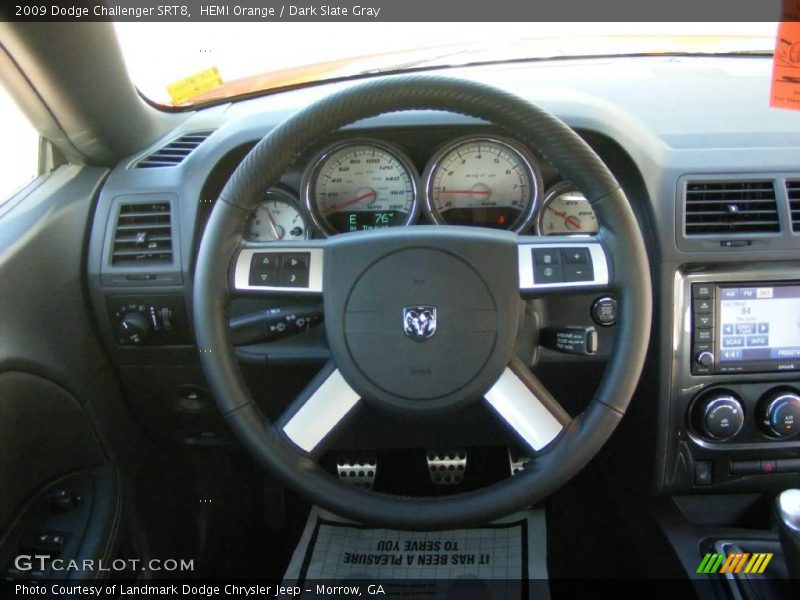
[771,8,800,110]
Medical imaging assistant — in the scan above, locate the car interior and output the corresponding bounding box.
[2,19,800,599]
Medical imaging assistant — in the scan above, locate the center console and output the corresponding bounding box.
[665,263,800,493]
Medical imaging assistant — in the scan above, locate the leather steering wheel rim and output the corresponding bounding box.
[194,76,652,530]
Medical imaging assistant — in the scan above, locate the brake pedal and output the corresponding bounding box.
[508,447,532,476]
[426,449,467,485]
[336,454,377,489]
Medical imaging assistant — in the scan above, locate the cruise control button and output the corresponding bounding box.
[561,248,590,264]
[534,262,564,284]
[533,248,561,266]
[564,263,594,282]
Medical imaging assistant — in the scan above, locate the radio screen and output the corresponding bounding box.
[718,285,800,365]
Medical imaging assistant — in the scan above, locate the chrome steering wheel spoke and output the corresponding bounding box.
[485,358,572,453]
[275,361,361,458]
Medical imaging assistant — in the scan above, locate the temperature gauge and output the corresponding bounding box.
[246,189,309,242]
[536,183,598,236]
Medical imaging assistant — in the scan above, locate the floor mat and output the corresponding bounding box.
[283,506,549,599]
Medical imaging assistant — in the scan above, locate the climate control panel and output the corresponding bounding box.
[689,384,800,444]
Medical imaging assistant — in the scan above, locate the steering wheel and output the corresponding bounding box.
[194,76,651,530]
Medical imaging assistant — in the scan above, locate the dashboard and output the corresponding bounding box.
[84,55,800,498]
[206,131,597,245]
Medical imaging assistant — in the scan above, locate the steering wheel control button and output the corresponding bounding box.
[282,253,309,269]
[249,253,279,286]
[692,391,745,441]
[279,268,309,287]
[591,296,617,326]
[540,326,598,356]
[532,249,564,283]
[521,243,608,290]
[759,391,800,439]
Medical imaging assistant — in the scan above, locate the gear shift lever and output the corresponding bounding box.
[775,489,800,578]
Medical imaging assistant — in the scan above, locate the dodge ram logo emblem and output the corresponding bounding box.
[403,306,437,342]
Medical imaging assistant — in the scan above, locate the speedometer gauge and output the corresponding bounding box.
[423,136,541,231]
[303,140,419,235]
[536,182,599,236]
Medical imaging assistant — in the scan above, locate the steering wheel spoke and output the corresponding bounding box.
[517,235,610,295]
[233,244,324,294]
[275,361,361,458]
[485,358,572,453]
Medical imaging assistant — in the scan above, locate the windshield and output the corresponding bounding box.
[114,22,778,108]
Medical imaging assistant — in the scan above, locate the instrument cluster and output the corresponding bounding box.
[243,134,599,242]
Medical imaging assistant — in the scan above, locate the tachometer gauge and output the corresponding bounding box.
[536,183,599,236]
[423,136,541,231]
[246,188,309,242]
[303,140,419,235]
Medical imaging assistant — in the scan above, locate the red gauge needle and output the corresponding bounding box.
[326,190,376,213]
[439,190,492,195]
[546,206,581,230]
[263,207,283,239]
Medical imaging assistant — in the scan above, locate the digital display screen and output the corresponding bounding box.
[718,285,800,368]
[326,210,403,233]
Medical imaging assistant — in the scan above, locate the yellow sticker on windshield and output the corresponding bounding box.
[167,67,223,106]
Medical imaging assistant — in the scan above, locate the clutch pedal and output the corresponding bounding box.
[336,454,377,489]
[426,449,467,485]
[508,447,532,476]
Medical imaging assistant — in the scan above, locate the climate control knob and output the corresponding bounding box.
[760,391,800,439]
[692,392,745,441]
[118,312,151,345]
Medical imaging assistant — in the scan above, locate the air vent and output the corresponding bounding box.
[111,202,173,264]
[135,131,213,168]
[685,180,779,236]
[787,180,800,233]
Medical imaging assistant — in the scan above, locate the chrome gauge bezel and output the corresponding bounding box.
[535,181,597,236]
[301,139,420,237]
[245,187,311,242]
[422,135,542,233]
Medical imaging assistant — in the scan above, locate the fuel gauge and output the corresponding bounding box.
[246,188,309,242]
[536,182,598,236]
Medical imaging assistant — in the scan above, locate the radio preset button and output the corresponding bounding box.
[692,284,713,300]
[695,314,713,328]
[694,299,713,314]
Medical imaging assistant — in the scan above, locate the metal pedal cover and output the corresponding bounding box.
[508,447,532,476]
[336,454,377,489]
[426,449,467,485]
